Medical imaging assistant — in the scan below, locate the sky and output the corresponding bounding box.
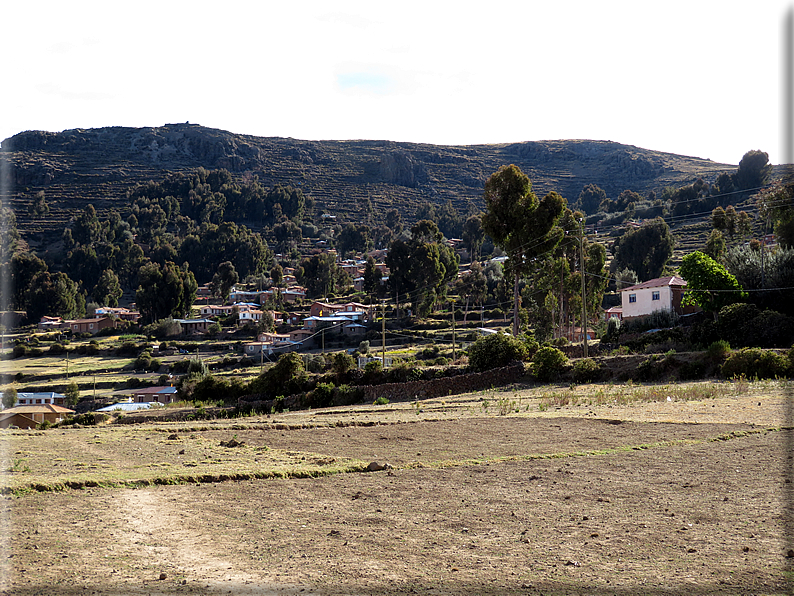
[2,1,793,166]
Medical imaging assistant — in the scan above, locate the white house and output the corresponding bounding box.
[620,276,687,320]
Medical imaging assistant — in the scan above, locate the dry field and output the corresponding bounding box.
[0,380,792,595]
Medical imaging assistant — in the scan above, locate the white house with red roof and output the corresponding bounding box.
[620,276,688,320]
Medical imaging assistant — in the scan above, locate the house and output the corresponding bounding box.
[0,404,74,429]
[199,304,236,317]
[67,317,116,334]
[605,306,623,321]
[620,276,688,320]
[131,386,178,404]
[15,392,66,407]
[94,307,141,323]
[38,316,65,331]
[173,318,213,334]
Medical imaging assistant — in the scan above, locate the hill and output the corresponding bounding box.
[2,123,738,242]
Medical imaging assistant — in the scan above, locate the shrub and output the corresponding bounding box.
[332,352,356,377]
[532,347,569,382]
[12,345,28,358]
[467,332,529,372]
[604,317,621,341]
[48,343,66,355]
[572,358,603,383]
[334,384,363,406]
[721,348,789,379]
[706,340,731,361]
[308,382,336,408]
[373,396,389,405]
[306,354,325,373]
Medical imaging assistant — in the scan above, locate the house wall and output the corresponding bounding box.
[621,285,675,319]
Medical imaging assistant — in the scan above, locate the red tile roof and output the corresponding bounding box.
[622,276,686,292]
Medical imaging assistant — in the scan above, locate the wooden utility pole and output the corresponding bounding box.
[451,299,456,361]
[381,301,386,368]
[579,219,588,358]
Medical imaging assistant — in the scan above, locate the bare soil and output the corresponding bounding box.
[1,382,792,595]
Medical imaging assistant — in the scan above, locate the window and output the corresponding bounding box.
[652,291,660,301]
[629,294,637,303]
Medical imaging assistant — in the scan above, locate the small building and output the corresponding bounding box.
[173,318,213,334]
[620,276,688,320]
[0,404,75,429]
[67,317,116,334]
[131,386,178,404]
[605,306,623,321]
[15,392,66,407]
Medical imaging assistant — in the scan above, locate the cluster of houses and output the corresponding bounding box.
[38,307,141,334]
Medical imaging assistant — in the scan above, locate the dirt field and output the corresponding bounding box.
[0,381,792,595]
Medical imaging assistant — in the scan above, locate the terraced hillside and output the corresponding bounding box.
[2,123,742,244]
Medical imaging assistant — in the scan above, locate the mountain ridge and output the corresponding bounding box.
[1,123,737,238]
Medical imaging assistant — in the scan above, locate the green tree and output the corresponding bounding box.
[679,251,746,316]
[481,165,565,335]
[2,387,17,409]
[462,214,484,261]
[94,269,123,307]
[704,229,726,262]
[734,150,772,190]
[64,382,80,407]
[298,253,346,298]
[386,220,459,317]
[611,217,675,281]
[336,223,372,257]
[270,263,283,287]
[26,271,81,322]
[10,251,47,310]
[135,261,198,324]
[574,184,607,215]
[211,261,239,301]
[467,331,529,372]
[362,256,383,298]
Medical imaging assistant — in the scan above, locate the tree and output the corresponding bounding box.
[64,382,80,407]
[2,387,17,409]
[679,251,746,316]
[270,263,283,287]
[455,262,487,323]
[734,150,772,190]
[26,271,82,322]
[94,269,122,307]
[211,261,239,301]
[362,256,383,298]
[615,267,638,290]
[336,223,372,257]
[10,251,47,310]
[467,332,529,372]
[462,214,484,261]
[481,165,565,335]
[386,220,458,317]
[611,217,675,281]
[135,261,198,324]
[297,253,345,298]
[272,220,303,254]
[574,184,607,215]
[704,229,726,262]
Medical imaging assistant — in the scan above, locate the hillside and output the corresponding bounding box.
[2,123,739,243]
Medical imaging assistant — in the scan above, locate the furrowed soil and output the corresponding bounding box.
[1,381,792,595]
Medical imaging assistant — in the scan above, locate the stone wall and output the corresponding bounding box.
[360,362,526,402]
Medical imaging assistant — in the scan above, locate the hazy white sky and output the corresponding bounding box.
[3,1,792,165]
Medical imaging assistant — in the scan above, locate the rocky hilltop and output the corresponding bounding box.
[2,123,734,236]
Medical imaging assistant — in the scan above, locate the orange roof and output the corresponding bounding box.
[2,404,75,414]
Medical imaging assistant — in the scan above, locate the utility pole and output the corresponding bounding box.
[579,219,588,358]
[381,300,386,368]
[451,299,456,361]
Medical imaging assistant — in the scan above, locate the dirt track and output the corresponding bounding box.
[1,383,792,595]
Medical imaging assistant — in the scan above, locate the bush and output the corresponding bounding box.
[306,354,325,373]
[308,382,335,408]
[706,340,731,361]
[572,358,603,383]
[48,343,66,355]
[721,348,790,379]
[532,347,569,382]
[604,317,621,341]
[373,396,389,405]
[467,332,529,372]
